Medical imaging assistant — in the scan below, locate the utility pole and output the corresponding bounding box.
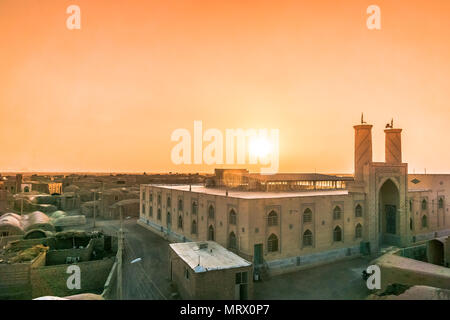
[93,191,96,229]
[117,206,124,300]
[101,181,105,217]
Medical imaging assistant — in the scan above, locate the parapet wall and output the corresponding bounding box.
[373,251,450,291]
[30,257,115,299]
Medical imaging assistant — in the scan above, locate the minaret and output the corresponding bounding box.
[384,119,402,164]
[354,114,373,181]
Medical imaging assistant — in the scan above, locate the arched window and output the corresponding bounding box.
[178,215,183,230]
[191,220,197,234]
[208,205,215,219]
[303,208,312,223]
[355,204,362,217]
[409,218,413,230]
[24,186,30,193]
[192,201,198,215]
[229,209,237,225]
[208,225,215,241]
[421,215,428,228]
[333,206,341,220]
[167,211,171,226]
[355,223,362,239]
[157,208,161,220]
[167,196,171,208]
[267,210,278,226]
[267,234,278,252]
[333,226,342,242]
[150,206,153,217]
[422,199,427,210]
[438,198,444,209]
[229,232,237,249]
[303,229,313,246]
[178,199,183,211]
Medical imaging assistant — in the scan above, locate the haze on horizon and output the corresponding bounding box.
[1,0,449,174]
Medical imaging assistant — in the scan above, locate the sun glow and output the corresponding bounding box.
[248,137,273,159]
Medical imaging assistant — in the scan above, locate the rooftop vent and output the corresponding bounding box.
[198,242,208,250]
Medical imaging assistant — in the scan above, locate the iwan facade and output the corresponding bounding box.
[138,120,450,274]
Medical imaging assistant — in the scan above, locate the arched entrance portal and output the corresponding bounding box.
[379,179,400,245]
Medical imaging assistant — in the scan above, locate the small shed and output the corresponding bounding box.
[169,241,253,300]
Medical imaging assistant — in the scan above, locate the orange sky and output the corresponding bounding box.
[0,0,449,174]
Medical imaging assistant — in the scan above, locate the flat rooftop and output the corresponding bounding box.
[169,241,251,273]
[143,184,349,199]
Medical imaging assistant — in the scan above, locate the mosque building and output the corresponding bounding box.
[138,118,450,274]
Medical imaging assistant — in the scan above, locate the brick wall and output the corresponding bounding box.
[30,257,114,298]
[169,246,253,300]
[46,239,94,265]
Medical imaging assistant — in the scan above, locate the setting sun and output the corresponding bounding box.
[248,136,273,160]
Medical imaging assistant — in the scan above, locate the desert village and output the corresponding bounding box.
[0,120,449,300]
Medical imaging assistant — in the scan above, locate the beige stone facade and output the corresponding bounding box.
[139,121,450,274]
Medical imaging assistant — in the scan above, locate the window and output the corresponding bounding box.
[438,198,444,209]
[157,208,161,220]
[191,220,197,234]
[208,205,215,219]
[150,193,153,202]
[185,267,189,280]
[355,223,362,239]
[115,195,119,201]
[355,204,362,217]
[235,271,248,284]
[422,199,427,210]
[267,210,278,226]
[421,215,428,228]
[150,206,153,217]
[303,208,312,223]
[333,226,342,242]
[192,201,198,215]
[229,232,237,249]
[178,199,183,211]
[267,234,278,252]
[208,225,215,241]
[141,203,146,215]
[1,231,9,237]
[178,215,183,230]
[167,212,171,226]
[157,194,161,205]
[409,199,412,212]
[409,218,413,230]
[303,230,313,246]
[167,196,171,208]
[333,206,341,220]
[229,209,237,225]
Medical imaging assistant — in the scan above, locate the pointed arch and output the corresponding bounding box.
[303,208,312,223]
[333,226,342,242]
[355,223,362,238]
[267,233,278,252]
[229,231,237,249]
[303,229,313,246]
[208,225,215,241]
